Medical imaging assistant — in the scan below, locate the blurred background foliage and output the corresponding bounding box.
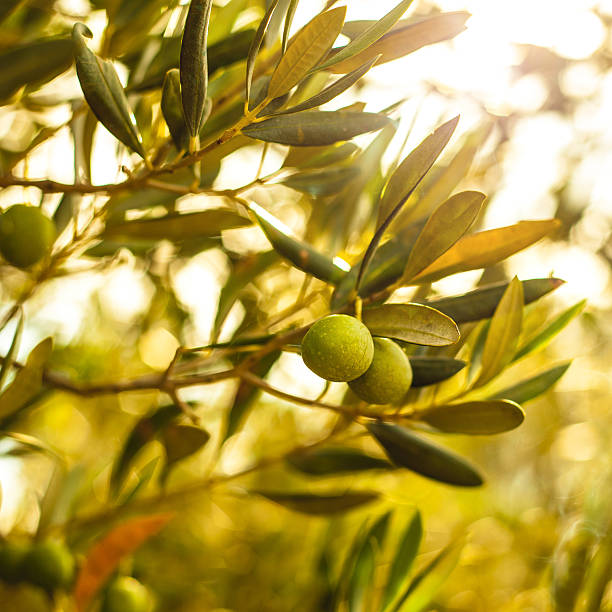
[0,0,611,610]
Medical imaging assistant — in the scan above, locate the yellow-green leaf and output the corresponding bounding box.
[411,220,561,284]
[330,12,469,74]
[401,191,485,283]
[0,338,52,421]
[418,400,525,435]
[363,303,459,346]
[476,277,524,386]
[268,7,346,99]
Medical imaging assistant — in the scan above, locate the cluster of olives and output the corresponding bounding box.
[0,204,56,269]
[301,314,413,405]
[0,539,74,592]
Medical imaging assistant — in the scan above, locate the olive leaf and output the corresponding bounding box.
[279,165,360,196]
[252,491,379,515]
[267,6,346,100]
[418,400,525,435]
[409,357,466,387]
[363,303,459,346]
[489,362,571,404]
[161,424,210,482]
[72,23,145,159]
[367,422,484,487]
[287,447,393,476]
[282,0,300,54]
[243,111,391,146]
[180,0,214,144]
[0,309,23,391]
[161,69,188,151]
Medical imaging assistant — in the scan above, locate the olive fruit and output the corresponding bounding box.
[22,540,75,592]
[0,540,29,583]
[349,337,413,404]
[301,314,374,382]
[102,576,151,612]
[0,204,56,269]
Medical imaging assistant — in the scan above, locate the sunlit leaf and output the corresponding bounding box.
[103,209,250,241]
[73,514,173,612]
[316,0,415,72]
[382,511,422,612]
[476,277,523,386]
[279,165,360,196]
[401,191,485,283]
[363,304,459,346]
[514,300,586,361]
[411,220,561,284]
[0,310,23,392]
[72,24,145,158]
[0,338,52,421]
[330,12,469,73]
[180,0,213,142]
[0,37,73,103]
[287,447,393,476]
[161,69,188,151]
[268,7,346,99]
[250,203,346,284]
[367,422,484,487]
[423,278,564,323]
[489,362,571,405]
[118,457,160,507]
[283,142,359,169]
[393,539,463,612]
[253,490,379,514]
[282,0,300,54]
[408,357,466,388]
[418,400,525,435]
[243,110,391,146]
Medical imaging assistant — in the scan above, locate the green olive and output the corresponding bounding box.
[22,540,74,592]
[102,576,151,612]
[0,204,56,269]
[0,540,29,583]
[349,337,413,404]
[301,314,374,382]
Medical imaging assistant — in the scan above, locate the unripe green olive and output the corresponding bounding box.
[0,204,56,269]
[349,337,413,404]
[0,540,29,583]
[102,576,151,612]
[22,540,75,592]
[301,314,374,382]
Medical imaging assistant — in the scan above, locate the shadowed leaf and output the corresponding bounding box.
[280,165,360,196]
[490,362,571,404]
[367,422,484,487]
[287,447,393,476]
[161,69,188,151]
[161,424,210,481]
[408,357,466,387]
[253,491,379,514]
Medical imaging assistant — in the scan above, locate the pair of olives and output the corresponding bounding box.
[301,314,413,405]
[0,539,74,592]
[0,204,56,269]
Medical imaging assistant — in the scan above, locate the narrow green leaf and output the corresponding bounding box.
[367,422,484,487]
[408,357,466,388]
[53,193,79,236]
[393,539,463,612]
[118,457,160,507]
[401,191,485,283]
[282,0,300,54]
[250,203,347,284]
[274,54,380,116]
[103,209,250,241]
[477,277,524,386]
[331,12,469,73]
[0,310,23,392]
[419,400,525,435]
[356,117,458,292]
[283,142,359,169]
[253,491,379,515]
[268,7,346,100]
[243,110,391,146]
[423,278,565,323]
[222,350,281,442]
[161,69,188,151]
[0,338,52,421]
[279,165,360,196]
[72,24,145,158]
[246,0,281,103]
[161,424,210,481]
[348,512,391,612]
[37,465,86,533]
[0,37,73,103]
[363,304,459,346]
[180,0,213,142]
[110,404,181,496]
[490,362,571,405]
[287,447,393,476]
[514,300,586,361]
[411,220,561,284]
[382,511,423,612]
[316,0,415,72]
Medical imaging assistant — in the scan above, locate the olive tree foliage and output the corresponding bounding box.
[0,0,582,610]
